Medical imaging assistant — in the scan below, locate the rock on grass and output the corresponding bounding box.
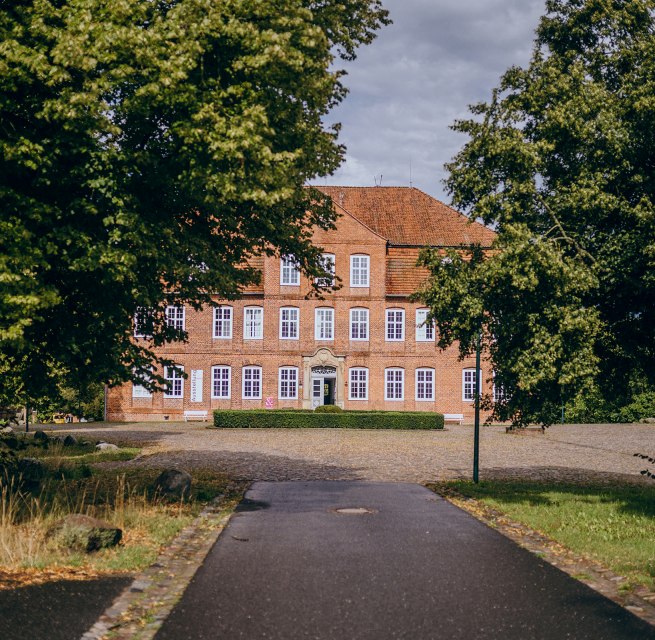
[154,469,192,499]
[48,514,122,552]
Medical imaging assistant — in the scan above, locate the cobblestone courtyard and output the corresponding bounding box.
[68,422,655,485]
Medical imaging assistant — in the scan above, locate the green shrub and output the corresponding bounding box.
[616,391,655,423]
[212,409,444,430]
[314,405,343,413]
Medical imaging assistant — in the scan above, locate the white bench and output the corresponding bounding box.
[444,413,464,425]
[183,410,209,422]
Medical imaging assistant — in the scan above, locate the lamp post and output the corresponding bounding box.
[473,331,481,484]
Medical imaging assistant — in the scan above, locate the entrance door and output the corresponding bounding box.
[323,379,335,405]
[312,378,323,409]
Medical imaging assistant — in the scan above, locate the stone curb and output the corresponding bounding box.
[431,486,655,629]
[80,496,236,640]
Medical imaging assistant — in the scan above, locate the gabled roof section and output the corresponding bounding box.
[315,186,495,247]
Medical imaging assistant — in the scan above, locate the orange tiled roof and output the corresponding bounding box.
[386,247,431,296]
[315,186,495,247]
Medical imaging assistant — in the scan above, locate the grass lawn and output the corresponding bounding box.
[442,480,655,593]
[0,436,245,586]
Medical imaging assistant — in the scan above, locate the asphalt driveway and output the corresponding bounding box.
[155,481,655,640]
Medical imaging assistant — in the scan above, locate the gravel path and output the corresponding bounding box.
[59,422,655,485]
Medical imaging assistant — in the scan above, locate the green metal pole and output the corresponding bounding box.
[473,332,481,483]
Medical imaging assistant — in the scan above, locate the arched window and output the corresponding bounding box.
[385,368,404,401]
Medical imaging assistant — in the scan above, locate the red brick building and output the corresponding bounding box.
[106,187,496,422]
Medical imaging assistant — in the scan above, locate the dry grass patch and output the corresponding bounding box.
[0,443,245,587]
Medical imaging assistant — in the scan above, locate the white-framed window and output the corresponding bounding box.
[386,309,405,341]
[349,368,368,400]
[416,309,435,342]
[315,308,334,341]
[350,254,370,287]
[279,307,299,340]
[242,366,262,399]
[278,367,298,399]
[244,306,263,340]
[164,365,184,398]
[463,368,478,402]
[165,306,185,331]
[132,368,152,398]
[133,308,152,338]
[213,306,233,339]
[493,372,505,403]
[280,256,300,286]
[350,308,369,341]
[315,253,336,287]
[211,365,231,399]
[415,368,435,401]
[385,368,404,401]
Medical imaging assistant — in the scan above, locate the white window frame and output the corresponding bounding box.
[415,368,435,401]
[315,253,336,287]
[280,256,300,286]
[350,254,370,287]
[279,307,299,340]
[132,367,152,398]
[244,306,263,340]
[349,368,369,401]
[164,365,184,398]
[463,368,478,402]
[242,366,262,399]
[213,306,233,339]
[278,367,299,400]
[385,368,404,401]
[416,309,435,342]
[211,365,231,399]
[165,306,185,331]
[314,307,334,341]
[349,308,369,341]
[133,308,152,338]
[385,308,405,342]
[493,372,505,403]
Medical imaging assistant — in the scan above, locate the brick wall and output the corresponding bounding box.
[107,210,492,422]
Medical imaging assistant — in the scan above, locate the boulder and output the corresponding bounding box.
[1,426,14,434]
[0,434,19,450]
[17,457,47,485]
[95,442,119,451]
[33,429,49,443]
[154,468,192,498]
[48,514,122,552]
[641,417,655,424]
[63,434,78,446]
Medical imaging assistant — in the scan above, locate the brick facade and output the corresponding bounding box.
[106,187,495,422]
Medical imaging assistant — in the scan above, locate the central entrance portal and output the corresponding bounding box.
[311,366,337,409]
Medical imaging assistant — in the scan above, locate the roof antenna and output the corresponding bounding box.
[409,157,413,188]
[373,174,383,186]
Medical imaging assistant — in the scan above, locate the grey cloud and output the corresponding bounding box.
[320,0,545,202]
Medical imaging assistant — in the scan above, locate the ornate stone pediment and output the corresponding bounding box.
[311,365,337,376]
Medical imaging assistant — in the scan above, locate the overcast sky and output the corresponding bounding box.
[320,0,545,202]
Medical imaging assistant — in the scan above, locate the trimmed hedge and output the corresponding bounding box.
[212,409,444,430]
[314,405,343,413]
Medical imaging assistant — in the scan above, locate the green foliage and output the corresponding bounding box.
[34,381,105,422]
[617,392,655,423]
[417,0,655,427]
[314,404,344,413]
[0,0,390,403]
[212,409,444,430]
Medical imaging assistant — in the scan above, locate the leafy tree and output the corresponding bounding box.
[417,0,655,426]
[0,0,389,404]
